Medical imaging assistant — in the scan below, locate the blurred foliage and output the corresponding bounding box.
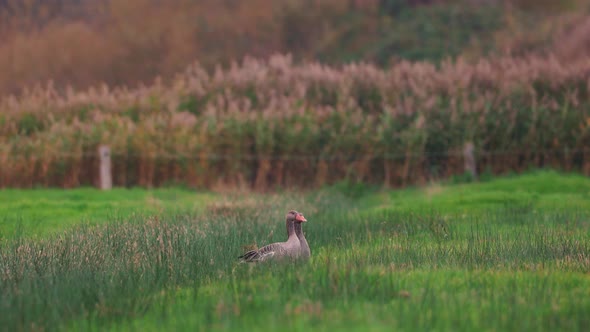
[0,0,589,95]
[364,3,502,63]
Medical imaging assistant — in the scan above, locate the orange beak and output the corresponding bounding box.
[296,213,307,222]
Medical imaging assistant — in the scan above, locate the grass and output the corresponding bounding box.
[4,53,590,191]
[359,170,590,215]
[1,170,590,331]
[0,187,215,238]
[107,271,590,332]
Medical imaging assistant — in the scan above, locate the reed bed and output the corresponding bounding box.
[1,54,590,189]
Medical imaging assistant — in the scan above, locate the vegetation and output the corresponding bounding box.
[1,171,589,331]
[1,0,590,190]
[0,188,214,238]
[1,0,589,96]
[2,1,589,330]
[1,54,589,189]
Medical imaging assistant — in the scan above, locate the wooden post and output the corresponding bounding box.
[99,145,112,190]
[463,142,477,180]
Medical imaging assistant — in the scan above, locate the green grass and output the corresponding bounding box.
[1,170,590,331]
[0,187,215,238]
[358,170,590,214]
[105,270,590,332]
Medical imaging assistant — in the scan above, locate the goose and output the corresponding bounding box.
[238,210,307,262]
[294,215,310,259]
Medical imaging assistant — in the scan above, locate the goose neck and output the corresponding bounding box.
[286,219,296,237]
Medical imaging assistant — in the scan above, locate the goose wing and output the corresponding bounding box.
[238,242,285,262]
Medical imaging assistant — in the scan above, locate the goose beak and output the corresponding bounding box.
[296,213,307,222]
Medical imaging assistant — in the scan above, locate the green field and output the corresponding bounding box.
[1,171,590,331]
[0,188,217,238]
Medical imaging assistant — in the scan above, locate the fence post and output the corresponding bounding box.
[99,145,112,190]
[463,142,477,180]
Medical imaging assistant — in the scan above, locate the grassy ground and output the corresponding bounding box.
[1,170,589,331]
[0,188,215,238]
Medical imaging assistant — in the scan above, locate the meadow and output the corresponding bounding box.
[1,170,590,331]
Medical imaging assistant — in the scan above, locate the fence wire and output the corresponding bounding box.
[1,147,589,161]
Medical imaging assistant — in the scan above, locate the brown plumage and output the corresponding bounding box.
[238,210,307,262]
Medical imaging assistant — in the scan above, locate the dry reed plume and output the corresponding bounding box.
[1,54,589,189]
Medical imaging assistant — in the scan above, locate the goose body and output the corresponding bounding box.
[239,210,307,262]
